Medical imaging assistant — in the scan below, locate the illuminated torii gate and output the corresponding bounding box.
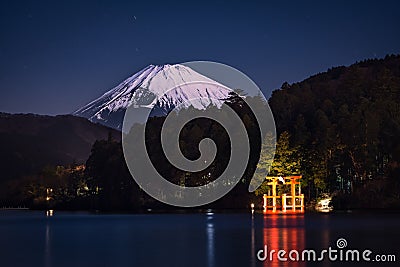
[263,175,304,213]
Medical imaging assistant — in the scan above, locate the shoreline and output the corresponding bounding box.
[2,208,400,215]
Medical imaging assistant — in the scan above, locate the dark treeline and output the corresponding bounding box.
[81,92,265,210]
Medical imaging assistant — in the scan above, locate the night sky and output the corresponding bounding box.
[0,0,399,115]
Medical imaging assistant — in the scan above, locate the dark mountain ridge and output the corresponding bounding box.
[0,113,121,183]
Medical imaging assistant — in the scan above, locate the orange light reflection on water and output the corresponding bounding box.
[262,214,306,267]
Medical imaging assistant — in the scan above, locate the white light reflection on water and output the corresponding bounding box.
[207,212,215,267]
[251,214,255,267]
[320,215,331,267]
[45,217,51,267]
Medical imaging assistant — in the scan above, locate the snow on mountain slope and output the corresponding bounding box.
[73,64,232,130]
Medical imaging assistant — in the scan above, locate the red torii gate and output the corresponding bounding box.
[263,175,304,213]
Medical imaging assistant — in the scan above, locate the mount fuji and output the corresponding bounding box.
[73,64,232,130]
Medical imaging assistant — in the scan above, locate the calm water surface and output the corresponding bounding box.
[0,211,399,267]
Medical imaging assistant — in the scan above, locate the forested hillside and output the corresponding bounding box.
[267,54,400,208]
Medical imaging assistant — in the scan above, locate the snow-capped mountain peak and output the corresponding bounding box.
[73,64,232,130]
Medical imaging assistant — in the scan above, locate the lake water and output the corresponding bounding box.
[0,210,399,267]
